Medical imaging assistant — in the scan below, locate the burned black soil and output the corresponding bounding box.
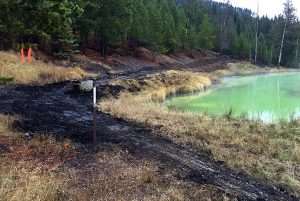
[0,59,299,200]
[0,80,299,201]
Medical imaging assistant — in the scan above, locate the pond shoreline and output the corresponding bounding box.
[100,64,300,197]
[1,52,299,199]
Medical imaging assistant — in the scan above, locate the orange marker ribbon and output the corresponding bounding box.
[21,46,25,63]
[28,47,32,63]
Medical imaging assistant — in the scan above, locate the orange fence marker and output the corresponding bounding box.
[28,47,32,63]
[21,46,25,63]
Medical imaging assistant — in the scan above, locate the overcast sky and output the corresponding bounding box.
[213,0,300,18]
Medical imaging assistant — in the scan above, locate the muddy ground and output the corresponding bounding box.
[0,54,299,200]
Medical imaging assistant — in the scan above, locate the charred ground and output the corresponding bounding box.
[0,49,299,200]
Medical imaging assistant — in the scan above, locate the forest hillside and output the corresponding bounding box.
[0,0,299,67]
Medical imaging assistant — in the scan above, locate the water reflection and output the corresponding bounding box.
[166,72,300,122]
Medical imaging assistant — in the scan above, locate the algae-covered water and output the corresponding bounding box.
[166,72,300,122]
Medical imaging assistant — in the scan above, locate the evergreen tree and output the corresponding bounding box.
[198,15,216,50]
[238,32,250,58]
[76,0,102,50]
[130,0,150,45]
[278,0,297,67]
[0,0,299,66]
[228,27,239,55]
[147,0,165,53]
[161,0,177,52]
[99,0,133,55]
[258,34,268,63]
[187,25,198,49]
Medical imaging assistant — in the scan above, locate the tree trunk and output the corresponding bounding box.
[270,45,273,66]
[220,0,229,54]
[254,0,259,63]
[249,44,252,62]
[255,19,258,63]
[278,21,287,68]
[296,38,299,68]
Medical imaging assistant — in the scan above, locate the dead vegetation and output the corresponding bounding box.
[0,51,95,85]
[0,163,68,201]
[214,61,297,76]
[67,147,229,201]
[110,70,216,102]
[0,114,229,200]
[0,114,73,201]
[100,70,300,196]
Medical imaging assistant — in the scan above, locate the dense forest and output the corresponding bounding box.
[0,0,299,67]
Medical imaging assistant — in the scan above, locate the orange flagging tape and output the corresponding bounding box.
[21,47,25,63]
[28,47,32,63]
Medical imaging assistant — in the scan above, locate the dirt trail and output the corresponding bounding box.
[0,71,299,200]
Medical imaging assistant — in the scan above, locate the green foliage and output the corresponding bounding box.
[257,34,268,63]
[0,77,14,85]
[0,0,300,66]
[229,28,239,55]
[100,0,133,50]
[130,0,150,45]
[238,32,250,58]
[187,26,198,49]
[0,0,83,57]
[198,15,216,50]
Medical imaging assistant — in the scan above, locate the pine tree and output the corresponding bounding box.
[161,0,177,52]
[187,25,198,49]
[198,15,216,50]
[76,0,102,49]
[130,0,150,45]
[99,0,133,55]
[219,0,231,54]
[228,27,239,55]
[278,0,297,67]
[1,0,300,65]
[238,32,250,58]
[258,34,268,63]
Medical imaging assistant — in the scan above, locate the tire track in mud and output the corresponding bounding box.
[0,81,298,201]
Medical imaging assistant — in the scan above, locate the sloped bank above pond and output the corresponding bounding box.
[99,67,300,196]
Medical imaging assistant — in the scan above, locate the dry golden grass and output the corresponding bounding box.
[110,70,215,102]
[214,61,298,76]
[0,51,95,85]
[0,163,69,201]
[0,114,230,200]
[100,71,300,196]
[0,114,18,137]
[66,146,229,201]
[0,115,72,201]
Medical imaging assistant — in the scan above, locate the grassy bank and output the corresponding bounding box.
[109,70,216,101]
[100,69,300,195]
[214,61,297,77]
[0,51,95,85]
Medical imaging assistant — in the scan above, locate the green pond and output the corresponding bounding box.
[166,72,300,122]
